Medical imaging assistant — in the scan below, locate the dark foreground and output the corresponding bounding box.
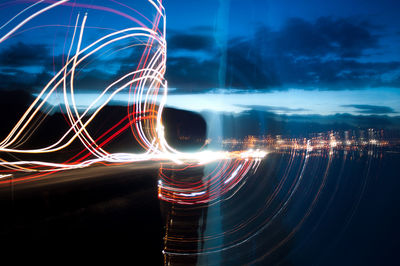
[0,162,163,264]
[1,150,400,265]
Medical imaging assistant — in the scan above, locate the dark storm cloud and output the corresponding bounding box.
[268,17,379,58]
[224,41,281,89]
[0,70,51,91]
[165,16,400,92]
[1,15,399,93]
[271,57,400,89]
[0,42,49,67]
[166,50,280,91]
[0,41,62,92]
[341,104,396,114]
[166,56,218,92]
[168,32,215,51]
[227,17,397,90]
[165,29,281,91]
[237,104,309,113]
[0,40,126,92]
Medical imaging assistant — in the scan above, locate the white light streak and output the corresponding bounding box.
[0,1,266,205]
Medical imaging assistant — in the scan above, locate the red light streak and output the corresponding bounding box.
[0,0,266,205]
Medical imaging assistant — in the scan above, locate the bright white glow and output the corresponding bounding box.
[224,164,243,184]
[0,174,12,179]
[178,191,206,197]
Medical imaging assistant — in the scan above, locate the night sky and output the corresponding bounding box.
[1,0,400,133]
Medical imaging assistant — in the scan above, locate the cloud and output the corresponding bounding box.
[165,16,400,92]
[236,104,309,113]
[224,42,281,89]
[1,15,399,94]
[268,17,379,58]
[166,56,219,92]
[271,57,400,89]
[341,104,396,114]
[0,69,51,92]
[0,42,49,67]
[0,41,142,92]
[165,28,281,91]
[168,33,215,51]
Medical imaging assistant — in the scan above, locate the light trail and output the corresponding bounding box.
[0,0,266,205]
[0,2,384,264]
[0,174,12,179]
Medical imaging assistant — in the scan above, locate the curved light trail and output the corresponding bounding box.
[0,2,388,265]
[0,0,266,205]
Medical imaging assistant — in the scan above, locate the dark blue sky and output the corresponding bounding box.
[165,0,400,61]
[164,0,400,85]
[163,0,400,118]
[0,0,399,124]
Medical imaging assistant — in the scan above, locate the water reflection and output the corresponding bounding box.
[158,141,399,265]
